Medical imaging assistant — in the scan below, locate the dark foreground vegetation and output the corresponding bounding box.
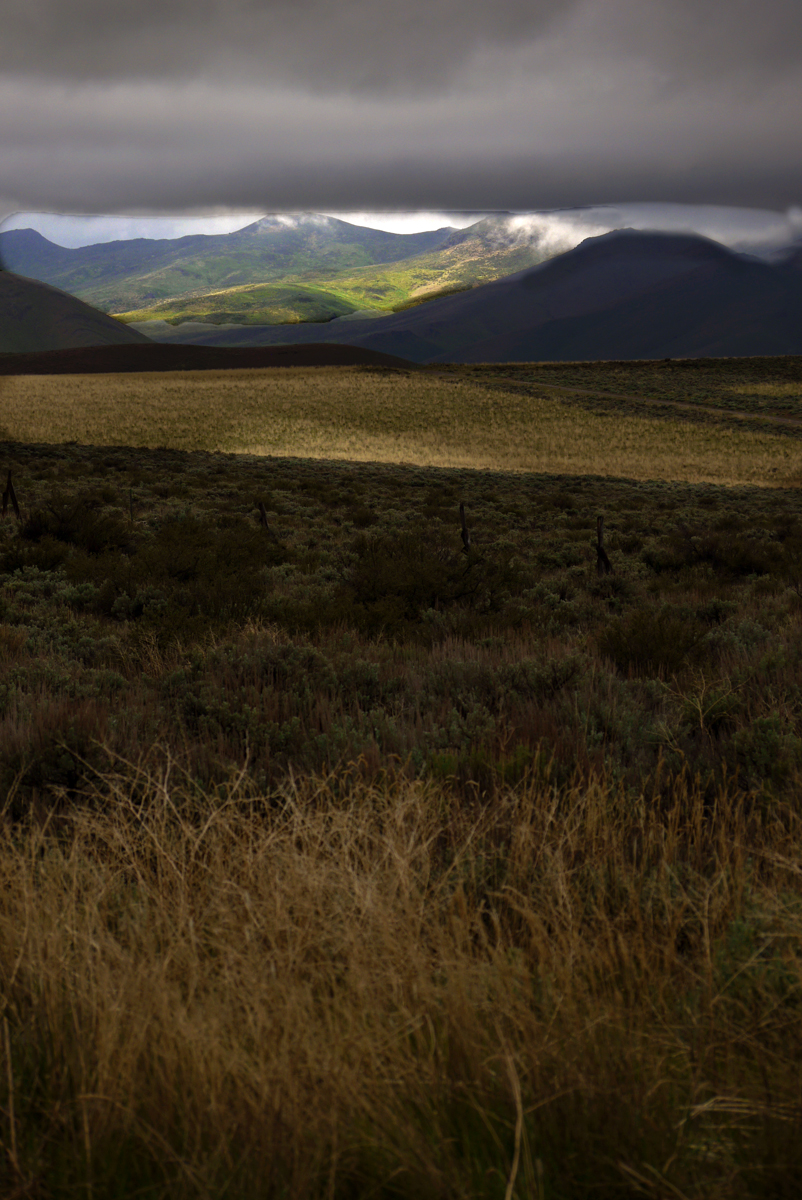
[3,438,802,803]
[1,435,802,1197]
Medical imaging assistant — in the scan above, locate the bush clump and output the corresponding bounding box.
[344,527,522,636]
[21,489,133,556]
[598,605,708,677]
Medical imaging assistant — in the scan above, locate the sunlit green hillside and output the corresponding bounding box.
[114,235,547,324]
[114,282,363,326]
[0,215,453,315]
[2,213,555,326]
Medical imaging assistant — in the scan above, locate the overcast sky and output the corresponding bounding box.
[1,0,801,220]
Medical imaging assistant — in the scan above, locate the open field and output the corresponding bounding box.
[2,359,802,485]
[472,357,802,423]
[1,358,802,1196]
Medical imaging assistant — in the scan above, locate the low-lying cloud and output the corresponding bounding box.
[492,205,802,257]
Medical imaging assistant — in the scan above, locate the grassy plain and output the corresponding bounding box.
[3,359,802,485]
[468,357,802,422]
[1,356,802,1197]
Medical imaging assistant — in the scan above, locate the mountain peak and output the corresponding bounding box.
[1,227,61,252]
[247,213,336,235]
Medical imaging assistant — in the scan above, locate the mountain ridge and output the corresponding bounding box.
[4,210,801,331]
[130,230,802,364]
[0,215,458,318]
[4,229,801,364]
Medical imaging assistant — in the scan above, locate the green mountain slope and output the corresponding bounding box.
[0,213,564,327]
[113,224,555,325]
[120,282,364,326]
[0,216,454,315]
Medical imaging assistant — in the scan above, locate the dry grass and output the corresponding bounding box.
[465,359,802,422]
[730,382,802,399]
[2,758,801,1198]
[3,366,802,486]
[3,360,802,1194]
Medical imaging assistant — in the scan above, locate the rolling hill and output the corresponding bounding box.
[0,214,558,326]
[0,270,151,353]
[4,210,801,335]
[0,216,457,319]
[133,230,802,363]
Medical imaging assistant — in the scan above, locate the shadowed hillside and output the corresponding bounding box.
[0,270,151,353]
[0,340,416,375]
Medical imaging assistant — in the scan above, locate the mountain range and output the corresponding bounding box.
[0,214,559,325]
[2,227,801,363]
[117,230,802,363]
[4,211,801,352]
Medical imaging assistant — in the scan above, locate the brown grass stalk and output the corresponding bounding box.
[0,757,800,1196]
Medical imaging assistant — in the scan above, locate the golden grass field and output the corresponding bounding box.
[2,364,802,487]
[2,358,802,1197]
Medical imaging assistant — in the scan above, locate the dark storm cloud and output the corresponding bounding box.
[570,0,802,82]
[2,0,575,92]
[4,0,801,90]
[1,0,801,216]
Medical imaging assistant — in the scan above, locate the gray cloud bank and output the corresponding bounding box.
[2,0,801,215]
[2,0,575,92]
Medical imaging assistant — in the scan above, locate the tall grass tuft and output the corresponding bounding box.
[1,757,801,1197]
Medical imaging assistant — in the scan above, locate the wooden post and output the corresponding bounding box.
[2,471,20,520]
[460,502,471,554]
[596,515,613,575]
[258,501,278,541]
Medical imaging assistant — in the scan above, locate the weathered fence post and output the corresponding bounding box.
[460,502,471,554]
[258,501,278,541]
[2,471,20,520]
[596,515,613,575]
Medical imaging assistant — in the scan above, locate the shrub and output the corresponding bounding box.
[643,525,781,578]
[598,605,708,677]
[109,514,289,625]
[21,490,133,555]
[732,714,802,791]
[344,528,520,636]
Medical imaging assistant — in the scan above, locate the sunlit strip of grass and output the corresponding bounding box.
[729,382,802,401]
[466,361,802,420]
[3,367,801,486]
